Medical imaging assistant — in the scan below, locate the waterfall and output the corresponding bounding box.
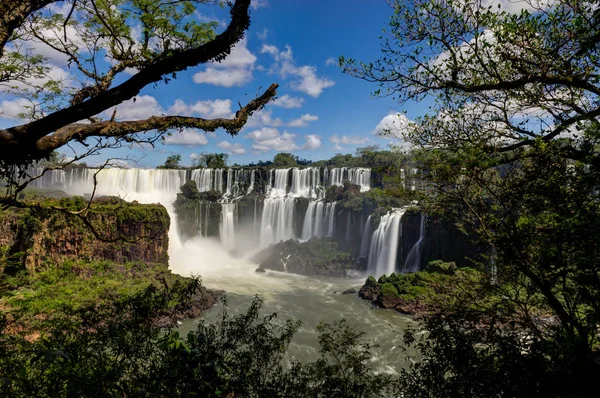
[247,170,255,194]
[367,208,407,278]
[260,197,296,247]
[219,203,236,250]
[26,167,375,253]
[404,213,426,272]
[359,215,373,259]
[301,201,317,240]
[325,202,336,237]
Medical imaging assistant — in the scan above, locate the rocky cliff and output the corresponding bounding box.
[0,196,169,275]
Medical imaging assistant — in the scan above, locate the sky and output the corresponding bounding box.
[0,0,539,168]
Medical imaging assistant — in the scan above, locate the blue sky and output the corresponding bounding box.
[0,0,427,168]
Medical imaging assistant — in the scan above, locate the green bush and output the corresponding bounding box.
[380,282,399,299]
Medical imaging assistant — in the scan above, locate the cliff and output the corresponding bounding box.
[0,196,169,275]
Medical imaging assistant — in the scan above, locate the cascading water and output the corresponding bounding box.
[220,203,237,251]
[359,215,373,259]
[404,213,426,272]
[367,208,407,278]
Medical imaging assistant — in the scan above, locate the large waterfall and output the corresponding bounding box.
[25,166,427,276]
[404,213,426,272]
[367,209,407,277]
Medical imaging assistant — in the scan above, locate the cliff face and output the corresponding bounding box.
[0,197,169,274]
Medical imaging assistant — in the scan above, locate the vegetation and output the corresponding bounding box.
[254,238,358,276]
[196,153,229,169]
[344,0,600,395]
[0,282,397,397]
[159,154,182,169]
[272,152,300,168]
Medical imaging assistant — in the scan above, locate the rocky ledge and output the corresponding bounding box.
[253,237,363,277]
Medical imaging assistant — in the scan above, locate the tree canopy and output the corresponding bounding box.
[342,0,600,165]
[0,0,277,199]
[343,1,600,395]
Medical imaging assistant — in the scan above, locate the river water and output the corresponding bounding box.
[170,236,415,374]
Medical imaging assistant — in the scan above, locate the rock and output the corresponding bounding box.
[358,284,377,301]
[342,288,357,294]
[255,267,266,273]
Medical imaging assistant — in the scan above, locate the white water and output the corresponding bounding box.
[368,209,407,277]
[359,215,373,259]
[219,203,236,251]
[404,213,426,272]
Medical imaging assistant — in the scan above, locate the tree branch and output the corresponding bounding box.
[0,0,254,155]
[35,83,278,154]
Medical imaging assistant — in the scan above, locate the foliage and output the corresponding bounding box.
[255,238,357,276]
[346,0,600,395]
[195,153,229,169]
[159,154,182,169]
[0,284,398,397]
[273,152,299,168]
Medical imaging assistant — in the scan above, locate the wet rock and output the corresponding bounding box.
[342,288,357,294]
[255,267,266,273]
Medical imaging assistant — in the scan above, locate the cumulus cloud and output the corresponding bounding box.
[261,44,335,97]
[193,38,256,87]
[272,94,304,108]
[0,98,33,120]
[325,57,337,66]
[302,134,321,150]
[373,113,411,138]
[163,128,209,146]
[245,109,283,128]
[251,0,269,10]
[287,113,318,127]
[329,134,370,146]
[246,127,299,152]
[108,95,164,120]
[217,141,247,155]
[168,98,233,118]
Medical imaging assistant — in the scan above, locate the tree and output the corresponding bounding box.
[0,0,278,201]
[161,154,182,169]
[273,152,299,167]
[195,152,228,169]
[342,0,600,166]
[343,0,600,394]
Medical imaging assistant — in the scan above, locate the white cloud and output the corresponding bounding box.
[169,98,233,118]
[246,127,299,152]
[194,11,226,28]
[326,57,336,66]
[251,0,269,10]
[272,94,304,108]
[329,134,370,146]
[193,67,253,87]
[164,129,209,146]
[287,113,318,127]
[373,113,411,138]
[261,44,335,97]
[245,109,283,127]
[257,28,269,40]
[109,95,164,120]
[0,98,33,120]
[332,143,345,151]
[302,134,321,150]
[217,141,247,155]
[193,38,256,87]
[466,0,553,14]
